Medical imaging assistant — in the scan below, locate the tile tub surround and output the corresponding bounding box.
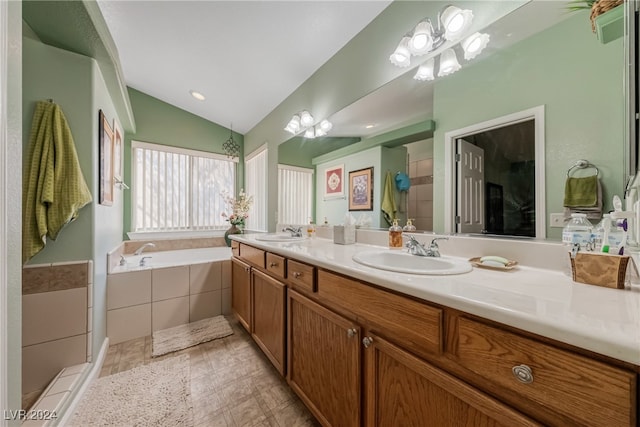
[22,261,93,395]
[107,256,232,345]
[230,234,640,366]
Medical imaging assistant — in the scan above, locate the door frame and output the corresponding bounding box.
[444,105,545,238]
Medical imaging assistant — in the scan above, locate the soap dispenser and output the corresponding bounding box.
[307,218,316,238]
[389,219,403,249]
[403,218,416,232]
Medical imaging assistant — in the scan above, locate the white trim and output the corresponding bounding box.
[56,338,110,426]
[0,0,8,421]
[444,105,546,238]
[245,142,267,162]
[278,163,314,174]
[131,140,238,163]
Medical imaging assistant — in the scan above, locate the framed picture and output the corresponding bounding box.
[323,164,344,200]
[348,167,373,211]
[112,118,123,182]
[99,110,114,206]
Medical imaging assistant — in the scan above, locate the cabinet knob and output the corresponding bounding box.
[512,364,534,384]
[244,267,250,273]
[347,328,357,338]
[269,262,278,267]
[292,272,302,278]
[362,336,373,348]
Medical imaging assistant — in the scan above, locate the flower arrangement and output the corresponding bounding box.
[221,189,253,229]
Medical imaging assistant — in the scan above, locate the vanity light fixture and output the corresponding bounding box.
[438,48,462,76]
[190,90,206,101]
[414,58,435,81]
[461,32,490,60]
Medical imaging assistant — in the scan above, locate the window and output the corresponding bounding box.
[278,164,313,225]
[132,141,237,232]
[245,146,268,231]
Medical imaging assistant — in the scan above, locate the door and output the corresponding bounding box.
[364,333,541,427]
[288,290,361,427]
[457,139,485,233]
[230,257,251,332]
[251,269,286,375]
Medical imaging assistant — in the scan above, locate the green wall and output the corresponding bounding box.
[123,88,244,239]
[315,145,406,228]
[432,11,624,239]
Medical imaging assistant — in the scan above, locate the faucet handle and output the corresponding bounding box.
[139,256,152,267]
[119,255,127,266]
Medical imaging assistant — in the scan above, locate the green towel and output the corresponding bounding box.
[563,175,598,207]
[381,171,397,226]
[22,101,93,263]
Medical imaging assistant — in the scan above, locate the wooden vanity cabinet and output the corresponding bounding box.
[251,269,286,375]
[288,289,361,427]
[230,257,251,332]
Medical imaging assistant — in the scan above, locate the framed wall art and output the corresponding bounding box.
[323,164,344,200]
[112,118,123,182]
[99,110,114,206]
[348,167,373,211]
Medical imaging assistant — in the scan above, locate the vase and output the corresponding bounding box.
[224,224,242,247]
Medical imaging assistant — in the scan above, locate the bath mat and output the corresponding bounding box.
[152,315,234,357]
[70,354,192,427]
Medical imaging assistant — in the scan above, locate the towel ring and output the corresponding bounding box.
[567,159,598,177]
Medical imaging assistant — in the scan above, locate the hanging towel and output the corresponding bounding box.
[563,175,602,220]
[22,101,93,263]
[381,171,397,226]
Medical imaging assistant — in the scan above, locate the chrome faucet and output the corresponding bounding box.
[139,256,152,267]
[406,236,449,257]
[134,242,156,256]
[283,226,303,237]
[406,236,429,256]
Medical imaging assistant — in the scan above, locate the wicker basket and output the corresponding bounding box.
[590,0,624,32]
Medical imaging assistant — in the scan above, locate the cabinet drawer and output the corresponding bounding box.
[231,240,240,257]
[317,270,442,357]
[287,259,316,293]
[454,317,636,427]
[266,253,286,280]
[240,243,265,268]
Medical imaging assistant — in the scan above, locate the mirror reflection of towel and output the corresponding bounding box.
[381,171,397,226]
[563,175,602,220]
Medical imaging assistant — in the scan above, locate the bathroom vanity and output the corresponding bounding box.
[230,235,639,427]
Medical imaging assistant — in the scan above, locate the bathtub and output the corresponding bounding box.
[111,247,232,273]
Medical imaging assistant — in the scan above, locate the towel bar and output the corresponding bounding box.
[567,159,599,177]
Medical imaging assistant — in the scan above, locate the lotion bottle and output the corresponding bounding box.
[389,219,403,249]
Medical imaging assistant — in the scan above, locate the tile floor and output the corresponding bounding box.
[100,316,319,427]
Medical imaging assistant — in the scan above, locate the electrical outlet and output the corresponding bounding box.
[550,213,566,228]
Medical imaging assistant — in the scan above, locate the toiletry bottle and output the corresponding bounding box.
[562,213,593,275]
[403,219,416,232]
[389,219,403,249]
[592,214,612,251]
[307,219,316,238]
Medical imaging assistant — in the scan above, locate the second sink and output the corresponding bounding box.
[352,250,472,275]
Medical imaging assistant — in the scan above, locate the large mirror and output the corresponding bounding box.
[278,0,632,241]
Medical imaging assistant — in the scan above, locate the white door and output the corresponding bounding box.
[457,139,485,233]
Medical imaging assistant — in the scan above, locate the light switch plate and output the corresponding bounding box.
[550,213,566,228]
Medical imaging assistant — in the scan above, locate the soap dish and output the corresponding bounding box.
[468,257,518,271]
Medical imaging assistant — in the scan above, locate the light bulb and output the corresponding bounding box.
[319,119,333,132]
[409,21,434,56]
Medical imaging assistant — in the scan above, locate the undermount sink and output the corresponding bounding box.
[255,233,307,242]
[352,250,472,275]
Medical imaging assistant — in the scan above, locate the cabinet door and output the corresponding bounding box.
[288,290,361,427]
[365,334,541,427]
[252,269,286,375]
[231,257,251,332]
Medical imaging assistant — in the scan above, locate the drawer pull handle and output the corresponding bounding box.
[269,262,278,267]
[347,328,357,338]
[362,336,373,348]
[512,364,534,384]
[292,272,302,278]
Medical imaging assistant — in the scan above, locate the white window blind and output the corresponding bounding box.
[278,164,313,225]
[132,141,236,232]
[245,146,268,232]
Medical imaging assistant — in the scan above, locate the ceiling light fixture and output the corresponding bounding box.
[222,124,240,159]
[190,90,206,101]
[437,48,462,76]
[414,58,435,81]
[461,32,490,60]
[440,6,474,41]
[389,36,412,67]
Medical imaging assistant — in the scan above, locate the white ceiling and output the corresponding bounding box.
[97,1,392,135]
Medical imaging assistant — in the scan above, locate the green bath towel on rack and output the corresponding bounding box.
[563,175,598,207]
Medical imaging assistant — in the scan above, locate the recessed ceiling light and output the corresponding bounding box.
[365,124,377,129]
[190,90,206,101]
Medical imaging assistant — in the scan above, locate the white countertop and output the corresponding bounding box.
[232,234,640,365]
